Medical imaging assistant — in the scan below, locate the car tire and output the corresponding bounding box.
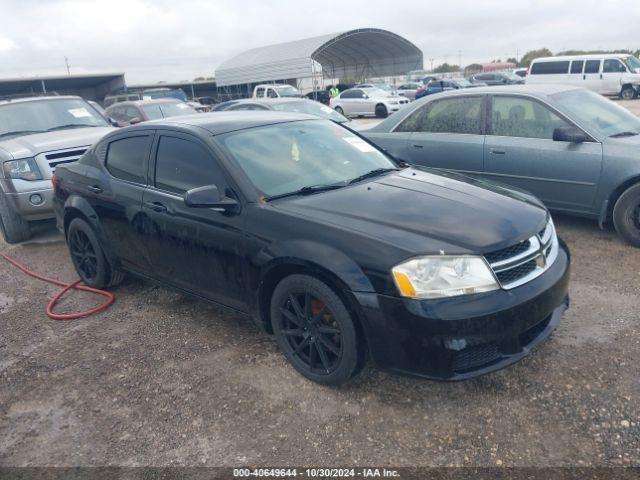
[620,86,637,100]
[270,274,361,385]
[66,218,124,288]
[613,183,640,247]
[334,106,345,116]
[0,192,31,244]
[375,104,388,118]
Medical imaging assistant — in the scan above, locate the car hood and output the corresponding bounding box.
[0,127,114,160]
[272,168,548,254]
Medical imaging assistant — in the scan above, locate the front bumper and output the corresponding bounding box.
[354,239,571,380]
[1,179,55,221]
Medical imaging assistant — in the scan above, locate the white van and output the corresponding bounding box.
[526,54,640,99]
[252,84,302,99]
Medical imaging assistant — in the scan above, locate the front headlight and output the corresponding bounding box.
[392,256,499,299]
[3,158,43,181]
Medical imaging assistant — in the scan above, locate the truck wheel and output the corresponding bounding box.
[613,183,640,247]
[0,192,31,244]
[620,86,637,100]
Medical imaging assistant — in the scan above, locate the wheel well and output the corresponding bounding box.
[258,262,369,351]
[606,176,640,221]
[375,103,387,110]
[63,207,91,237]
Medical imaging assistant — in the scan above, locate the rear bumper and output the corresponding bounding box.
[354,240,571,380]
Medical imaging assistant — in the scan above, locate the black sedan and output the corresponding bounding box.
[52,112,570,385]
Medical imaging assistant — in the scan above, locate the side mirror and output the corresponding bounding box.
[553,126,589,143]
[129,117,142,125]
[184,185,239,212]
[362,94,369,99]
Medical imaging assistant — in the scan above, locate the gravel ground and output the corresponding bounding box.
[0,214,638,468]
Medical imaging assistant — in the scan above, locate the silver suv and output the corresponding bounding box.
[0,96,114,243]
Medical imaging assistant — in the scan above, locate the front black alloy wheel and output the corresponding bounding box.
[271,274,361,385]
[613,183,640,247]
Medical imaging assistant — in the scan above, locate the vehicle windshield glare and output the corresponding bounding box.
[0,98,108,138]
[623,55,640,72]
[219,120,397,198]
[270,101,348,123]
[274,86,301,97]
[551,89,640,137]
[157,102,197,117]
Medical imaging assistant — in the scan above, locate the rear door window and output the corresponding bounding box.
[105,135,152,184]
[154,135,225,195]
[411,96,483,134]
[570,60,584,74]
[530,61,570,74]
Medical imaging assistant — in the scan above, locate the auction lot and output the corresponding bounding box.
[0,103,639,469]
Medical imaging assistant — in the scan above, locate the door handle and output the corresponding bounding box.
[87,185,102,194]
[583,74,586,80]
[145,201,167,213]
[490,149,506,155]
[412,144,424,149]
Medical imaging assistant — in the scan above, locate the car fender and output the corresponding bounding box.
[63,194,118,266]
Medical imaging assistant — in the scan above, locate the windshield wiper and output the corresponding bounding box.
[0,130,45,139]
[347,167,399,185]
[265,184,344,201]
[46,124,99,132]
[609,131,639,138]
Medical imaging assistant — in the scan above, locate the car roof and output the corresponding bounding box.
[532,53,633,62]
[0,95,82,106]
[118,111,319,136]
[105,98,181,109]
[433,84,579,97]
[235,98,309,106]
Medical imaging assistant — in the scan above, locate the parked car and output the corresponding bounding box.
[469,71,524,85]
[395,82,423,100]
[103,92,142,108]
[417,78,479,98]
[105,99,197,127]
[330,87,409,118]
[253,84,302,99]
[211,100,241,111]
[53,111,569,384]
[513,68,528,78]
[211,98,349,123]
[142,88,188,102]
[364,84,640,246]
[305,90,331,105]
[0,95,113,243]
[355,83,397,95]
[527,54,640,100]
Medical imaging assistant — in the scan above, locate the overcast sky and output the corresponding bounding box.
[1,0,638,84]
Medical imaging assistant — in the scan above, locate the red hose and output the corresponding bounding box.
[0,253,115,320]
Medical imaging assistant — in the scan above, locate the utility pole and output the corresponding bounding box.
[64,56,71,76]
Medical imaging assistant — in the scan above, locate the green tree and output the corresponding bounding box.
[519,48,553,67]
[433,63,460,73]
[506,57,518,65]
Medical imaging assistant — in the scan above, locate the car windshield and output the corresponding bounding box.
[219,120,396,197]
[156,102,197,117]
[552,89,640,137]
[453,79,473,87]
[274,86,301,97]
[270,101,348,123]
[623,55,640,72]
[0,98,108,139]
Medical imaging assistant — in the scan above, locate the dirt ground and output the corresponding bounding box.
[0,213,639,468]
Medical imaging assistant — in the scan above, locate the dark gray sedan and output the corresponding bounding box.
[364,84,640,246]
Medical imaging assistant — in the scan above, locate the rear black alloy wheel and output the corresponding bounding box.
[375,104,388,118]
[69,228,99,283]
[334,106,345,116]
[271,274,360,385]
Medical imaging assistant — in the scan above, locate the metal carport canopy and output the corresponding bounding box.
[215,28,423,86]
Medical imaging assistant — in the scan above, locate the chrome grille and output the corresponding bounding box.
[485,218,558,289]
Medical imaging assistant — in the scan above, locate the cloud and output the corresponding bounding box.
[0,0,638,83]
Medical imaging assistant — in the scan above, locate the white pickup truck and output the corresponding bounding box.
[252,84,303,99]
